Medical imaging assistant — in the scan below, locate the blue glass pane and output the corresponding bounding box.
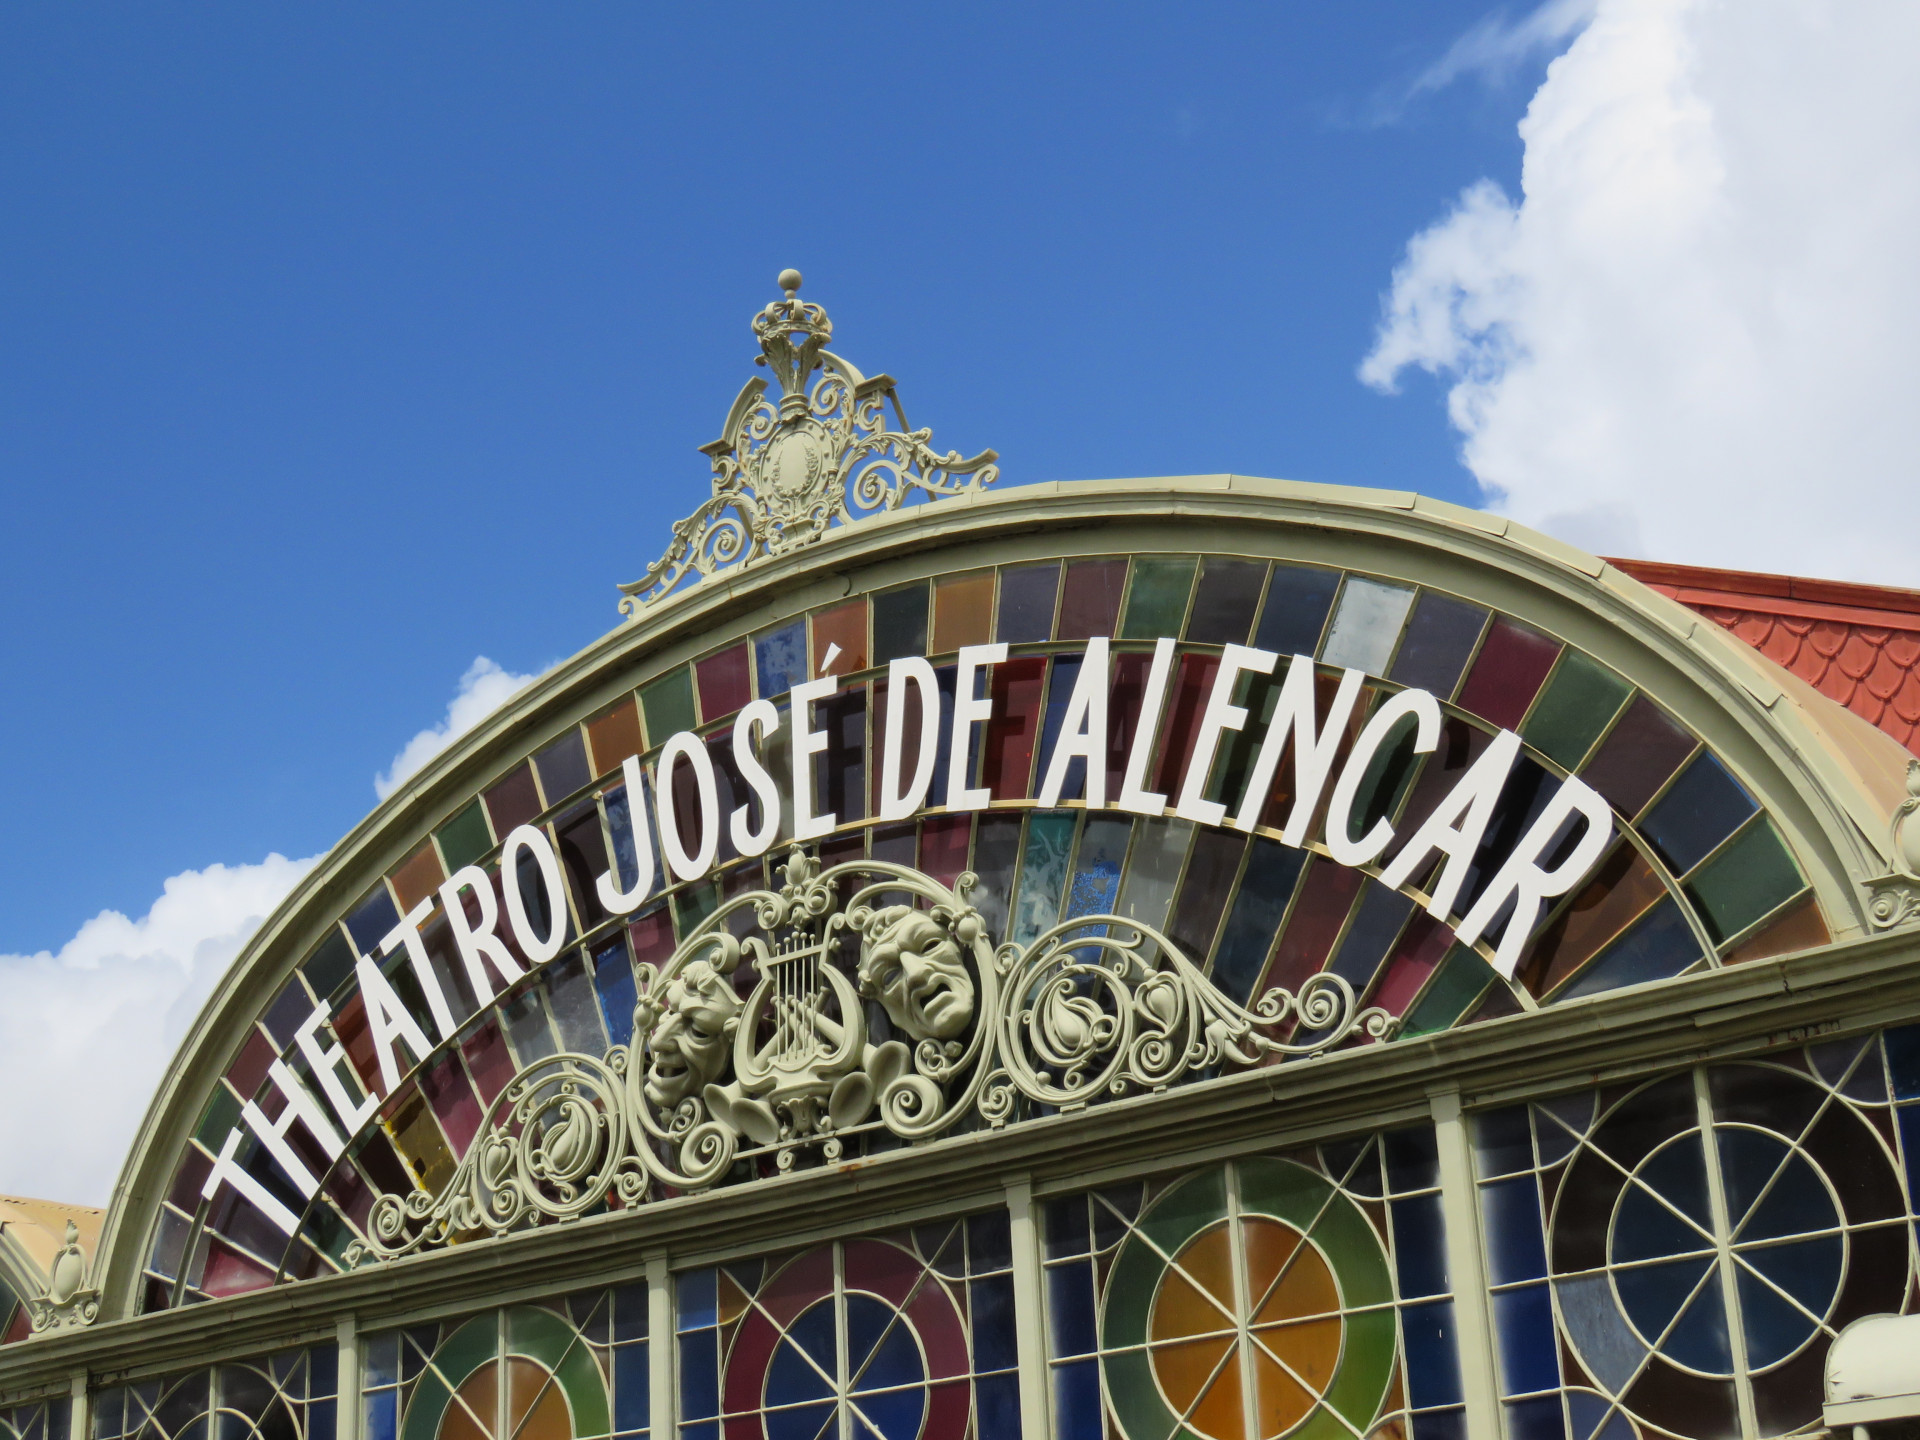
[1045,1199,1090,1258]
[677,1327,719,1421]
[1384,1125,1440,1192]
[309,1347,337,1396]
[1209,838,1305,1005]
[1612,1140,1713,1265]
[363,1336,399,1389]
[1738,1233,1842,1322]
[849,1386,926,1440]
[1558,899,1705,1001]
[852,1305,923,1393]
[974,1373,1020,1438]
[612,1343,649,1433]
[1411,1411,1467,1440]
[1400,1299,1463,1408]
[755,623,807,701]
[1473,1107,1533,1179]
[765,1403,833,1440]
[1064,815,1130,920]
[307,1400,335,1440]
[605,781,652,893]
[1093,1185,1142,1251]
[970,1274,1019,1374]
[1037,656,1087,802]
[1051,1359,1104,1440]
[1493,1284,1560,1396]
[344,886,401,956]
[1391,1195,1449,1297]
[1047,1261,1098,1357]
[1735,1262,1826,1369]
[1504,1395,1567,1440]
[768,1327,837,1407]
[680,1425,717,1440]
[1483,1178,1548,1285]
[612,1283,648,1344]
[677,1270,717,1332]
[1566,1391,1636,1440]
[1731,1147,1836,1242]
[968,1211,1012,1272]
[1638,753,1756,874]
[1886,1026,1920,1098]
[1254,565,1340,656]
[1614,1259,1726,1372]
[361,1393,395,1440]
[1532,1094,1594,1166]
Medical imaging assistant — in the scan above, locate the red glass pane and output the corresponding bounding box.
[812,599,870,677]
[1580,696,1697,819]
[1520,843,1666,996]
[1153,654,1221,798]
[696,644,753,722]
[1724,893,1830,964]
[460,1021,517,1107]
[329,995,382,1094]
[225,1029,276,1101]
[630,906,675,966]
[1368,913,1454,1019]
[167,1150,213,1213]
[919,815,974,890]
[1263,857,1365,996]
[1455,618,1561,730]
[324,1161,373,1228]
[1380,719,1494,871]
[485,765,542,836]
[983,656,1049,800]
[201,1237,277,1298]
[1105,650,1160,800]
[419,1052,483,1156]
[1058,558,1128,641]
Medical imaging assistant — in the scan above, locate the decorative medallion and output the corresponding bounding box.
[619,271,998,612]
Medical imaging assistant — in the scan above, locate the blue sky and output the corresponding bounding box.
[0,4,1552,954]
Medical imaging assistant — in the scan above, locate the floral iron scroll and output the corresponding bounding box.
[347,848,1394,1264]
[617,270,998,613]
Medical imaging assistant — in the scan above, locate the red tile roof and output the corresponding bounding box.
[1610,558,1920,755]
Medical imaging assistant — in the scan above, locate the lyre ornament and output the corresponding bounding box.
[618,270,998,612]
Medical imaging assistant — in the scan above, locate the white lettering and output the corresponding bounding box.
[1379,729,1522,918]
[946,643,1007,812]
[1458,777,1615,977]
[1117,638,1179,817]
[597,755,659,914]
[657,734,721,878]
[790,676,840,840]
[1037,638,1111,808]
[500,824,568,965]
[378,898,454,1039]
[293,1002,377,1135]
[1322,689,1443,866]
[438,866,527,1003]
[354,952,433,1093]
[202,1128,301,1236]
[1175,644,1279,826]
[879,657,942,821]
[1230,657,1366,843]
[730,702,783,856]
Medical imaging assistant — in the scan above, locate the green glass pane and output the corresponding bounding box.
[436,799,494,872]
[506,1306,612,1438]
[194,1084,242,1149]
[1685,819,1805,944]
[1318,1305,1398,1431]
[397,1316,499,1440]
[673,881,718,937]
[1139,1167,1228,1259]
[1011,811,1079,946]
[640,668,697,747]
[1339,699,1425,844]
[1119,557,1198,640]
[1402,946,1495,1037]
[1102,1233,1164,1352]
[1522,653,1631,770]
[1101,1352,1175,1439]
[303,1206,354,1268]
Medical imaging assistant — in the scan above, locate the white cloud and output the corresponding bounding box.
[1362,0,1920,584]
[1406,0,1597,102]
[0,853,318,1207]
[375,656,538,800]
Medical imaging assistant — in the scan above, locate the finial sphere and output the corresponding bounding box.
[777,268,803,295]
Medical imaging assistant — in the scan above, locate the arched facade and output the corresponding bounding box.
[6,280,1920,1440]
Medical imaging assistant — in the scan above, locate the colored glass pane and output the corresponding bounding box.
[932,570,995,653]
[1322,577,1414,676]
[872,583,930,664]
[1369,913,1455,1018]
[1327,882,1416,995]
[1103,650,1159,801]
[1186,558,1267,646]
[1057,558,1128,641]
[1455,618,1562,731]
[1400,947,1494,1037]
[1521,651,1631,770]
[1152,652,1221,797]
[535,731,591,804]
[1254,565,1341,657]
[1559,898,1705,1000]
[1579,696,1697,819]
[1208,838,1304,1005]
[1264,857,1364,995]
[1724,894,1830,964]
[810,598,869,678]
[917,814,973,892]
[1389,592,1488,698]
[436,800,493,874]
[1011,811,1077,945]
[1119,557,1197,639]
[1639,751,1759,875]
[1034,655,1087,801]
[389,841,446,914]
[639,670,696,748]
[484,764,543,839]
[754,622,808,701]
[1685,818,1805,944]
[1166,827,1247,963]
[996,563,1061,644]
[982,655,1048,800]
[1116,816,1191,935]
[1520,842,1667,997]
[586,697,644,777]
[693,644,751,722]
[344,885,401,956]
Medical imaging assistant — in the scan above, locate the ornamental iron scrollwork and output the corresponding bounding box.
[617,270,998,613]
[347,846,1393,1264]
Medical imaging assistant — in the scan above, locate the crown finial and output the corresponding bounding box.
[777,268,803,297]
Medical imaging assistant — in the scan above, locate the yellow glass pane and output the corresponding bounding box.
[506,1358,570,1440]
[1150,1223,1237,1343]
[1245,1220,1340,1324]
[442,1364,497,1440]
[1251,1315,1343,1430]
[1150,1336,1241,1440]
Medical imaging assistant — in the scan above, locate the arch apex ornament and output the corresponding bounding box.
[25,1219,99,1332]
[1865,757,1920,928]
[617,272,999,613]
[343,845,1392,1266]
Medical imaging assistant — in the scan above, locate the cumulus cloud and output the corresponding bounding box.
[0,853,318,1207]
[1362,0,1920,583]
[374,656,538,800]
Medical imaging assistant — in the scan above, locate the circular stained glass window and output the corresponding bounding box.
[1100,1159,1397,1440]
[1548,1058,1909,1437]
